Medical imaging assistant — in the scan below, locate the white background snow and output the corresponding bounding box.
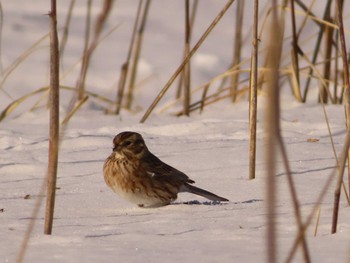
[1,1,350,262]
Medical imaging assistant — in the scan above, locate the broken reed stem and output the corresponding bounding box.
[114,0,143,114]
[265,1,283,262]
[332,0,349,234]
[286,130,350,262]
[140,0,235,123]
[248,0,258,180]
[183,0,191,116]
[231,0,244,102]
[44,0,60,235]
[125,0,151,110]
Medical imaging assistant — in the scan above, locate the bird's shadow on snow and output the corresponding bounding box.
[172,199,262,206]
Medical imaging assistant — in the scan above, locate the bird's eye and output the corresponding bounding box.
[123,140,132,147]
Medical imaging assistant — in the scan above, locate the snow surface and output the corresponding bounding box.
[1,1,350,262]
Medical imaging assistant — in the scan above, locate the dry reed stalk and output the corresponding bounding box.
[286,130,350,262]
[334,29,339,104]
[295,0,316,38]
[231,0,244,102]
[176,0,198,99]
[302,0,332,101]
[59,0,76,66]
[140,0,235,123]
[0,2,3,74]
[248,0,259,180]
[265,1,283,261]
[320,9,333,104]
[77,0,92,101]
[277,137,310,262]
[44,0,60,235]
[314,207,321,237]
[290,0,302,102]
[183,0,191,116]
[74,0,113,104]
[114,0,143,114]
[125,0,151,110]
[332,0,349,234]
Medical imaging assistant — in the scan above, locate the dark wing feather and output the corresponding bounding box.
[141,153,195,184]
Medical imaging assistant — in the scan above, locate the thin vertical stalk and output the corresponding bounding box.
[231,0,244,102]
[77,0,92,100]
[265,0,283,262]
[125,0,151,110]
[332,0,349,234]
[176,0,198,99]
[115,0,143,114]
[75,0,113,104]
[334,29,339,104]
[59,0,76,65]
[140,0,235,123]
[44,0,60,235]
[301,0,332,101]
[248,0,258,180]
[0,2,4,74]
[290,0,302,101]
[183,0,191,116]
[320,9,332,104]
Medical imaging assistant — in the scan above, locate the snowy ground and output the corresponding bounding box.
[1,1,350,262]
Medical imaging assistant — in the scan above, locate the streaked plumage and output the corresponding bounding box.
[103,131,228,207]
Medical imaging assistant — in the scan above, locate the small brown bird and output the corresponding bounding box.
[103,131,229,207]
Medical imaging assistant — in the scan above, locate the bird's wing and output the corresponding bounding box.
[142,153,195,184]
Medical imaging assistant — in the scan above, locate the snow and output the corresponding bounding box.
[1,0,350,262]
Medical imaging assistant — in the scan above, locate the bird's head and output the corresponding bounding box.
[112,131,148,159]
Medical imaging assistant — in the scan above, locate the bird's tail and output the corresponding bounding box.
[181,183,229,202]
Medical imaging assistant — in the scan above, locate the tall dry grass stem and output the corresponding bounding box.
[231,0,244,102]
[125,0,151,110]
[140,0,236,123]
[331,0,349,234]
[265,0,283,261]
[44,0,60,235]
[183,0,191,116]
[59,0,76,67]
[286,130,350,262]
[114,0,143,114]
[302,0,332,101]
[290,0,302,101]
[176,0,198,100]
[248,0,259,180]
[76,0,91,101]
[320,7,332,103]
[73,0,113,106]
[0,2,3,74]
[231,0,245,102]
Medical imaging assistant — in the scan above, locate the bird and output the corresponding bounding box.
[103,131,229,207]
